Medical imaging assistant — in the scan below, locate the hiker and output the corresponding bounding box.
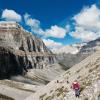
[71,80,80,98]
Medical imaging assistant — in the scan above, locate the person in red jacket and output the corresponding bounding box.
[71,80,80,97]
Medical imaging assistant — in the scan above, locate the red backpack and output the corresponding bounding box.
[72,82,80,90]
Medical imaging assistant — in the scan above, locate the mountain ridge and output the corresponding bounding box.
[56,37,100,70]
[0,21,64,84]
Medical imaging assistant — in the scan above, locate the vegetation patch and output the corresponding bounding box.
[89,65,99,73]
[39,93,47,100]
[80,85,86,92]
[85,63,90,68]
[84,97,88,100]
[76,68,81,73]
[77,75,82,79]
[80,79,92,92]
[45,96,54,100]
[55,86,68,97]
[50,90,53,93]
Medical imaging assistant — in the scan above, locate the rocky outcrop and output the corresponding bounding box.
[0,21,56,79]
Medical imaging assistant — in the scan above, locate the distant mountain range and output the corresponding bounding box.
[53,43,86,54]
[79,37,100,54]
[56,37,100,69]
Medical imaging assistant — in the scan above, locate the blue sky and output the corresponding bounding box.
[0,0,96,26]
[0,0,100,53]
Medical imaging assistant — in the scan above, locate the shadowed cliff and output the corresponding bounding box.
[0,21,58,79]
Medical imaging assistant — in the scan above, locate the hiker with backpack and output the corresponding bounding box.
[71,80,80,98]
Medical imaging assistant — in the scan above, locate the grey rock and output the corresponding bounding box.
[0,21,56,79]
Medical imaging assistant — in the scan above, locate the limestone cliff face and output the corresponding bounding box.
[0,21,55,79]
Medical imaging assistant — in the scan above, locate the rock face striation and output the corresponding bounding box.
[0,21,56,79]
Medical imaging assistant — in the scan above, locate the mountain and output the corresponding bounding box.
[53,43,86,54]
[0,21,64,84]
[57,53,88,70]
[0,21,100,100]
[56,43,87,70]
[26,50,100,100]
[53,45,79,54]
[56,38,100,70]
[79,37,100,54]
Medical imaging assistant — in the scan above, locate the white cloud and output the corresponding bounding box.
[70,4,100,41]
[73,5,100,29]
[70,26,100,41]
[2,9,22,22]
[44,25,67,38]
[43,39,79,54]
[65,25,70,32]
[24,13,68,38]
[43,39,63,49]
[24,13,40,29]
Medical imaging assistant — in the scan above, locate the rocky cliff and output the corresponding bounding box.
[0,21,56,79]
